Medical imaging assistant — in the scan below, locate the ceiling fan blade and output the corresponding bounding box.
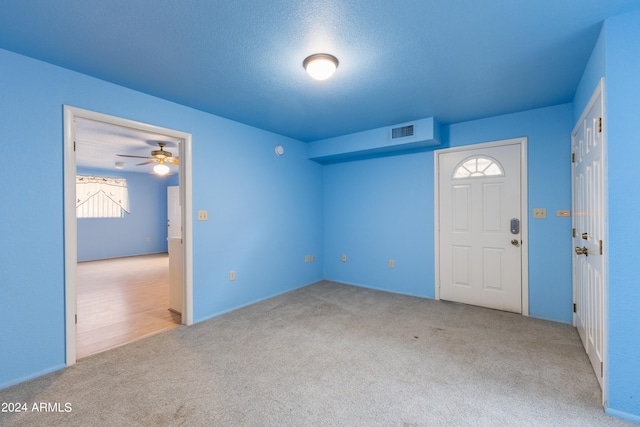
[167,157,179,165]
[136,159,158,166]
[116,154,152,159]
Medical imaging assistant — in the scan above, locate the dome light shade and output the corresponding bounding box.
[153,160,170,175]
[303,53,339,80]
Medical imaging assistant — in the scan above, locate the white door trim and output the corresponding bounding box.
[434,137,529,316]
[63,106,194,367]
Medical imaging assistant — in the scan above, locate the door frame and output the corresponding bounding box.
[434,137,529,316]
[63,105,194,367]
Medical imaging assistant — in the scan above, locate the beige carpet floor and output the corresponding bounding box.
[0,281,632,426]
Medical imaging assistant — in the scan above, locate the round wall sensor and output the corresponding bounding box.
[275,145,284,156]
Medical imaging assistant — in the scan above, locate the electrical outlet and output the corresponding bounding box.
[342,254,347,262]
[305,255,310,263]
[533,208,546,219]
[229,271,235,281]
[198,210,208,221]
[389,259,395,268]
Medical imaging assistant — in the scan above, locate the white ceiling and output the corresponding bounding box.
[75,118,181,174]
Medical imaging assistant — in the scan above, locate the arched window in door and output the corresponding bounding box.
[453,155,504,179]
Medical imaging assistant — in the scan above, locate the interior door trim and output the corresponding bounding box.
[433,137,529,316]
[63,105,194,367]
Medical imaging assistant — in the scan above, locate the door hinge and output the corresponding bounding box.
[74,141,76,152]
[598,117,603,133]
[601,362,604,377]
[572,228,576,238]
[75,314,77,324]
[573,303,577,313]
[571,152,575,163]
[599,240,603,255]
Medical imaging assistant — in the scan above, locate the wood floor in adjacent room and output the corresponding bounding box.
[76,253,181,359]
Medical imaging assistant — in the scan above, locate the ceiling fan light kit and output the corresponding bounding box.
[153,160,170,175]
[115,141,179,175]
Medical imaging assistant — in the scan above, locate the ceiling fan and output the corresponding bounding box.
[116,142,179,174]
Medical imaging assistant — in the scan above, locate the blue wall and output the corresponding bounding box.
[324,152,434,297]
[76,167,177,261]
[323,104,573,324]
[573,25,606,120]
[578,11,640,423]
[573,12,640,422]
[0,48,323,389]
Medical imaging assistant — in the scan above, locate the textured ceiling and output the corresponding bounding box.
[1,0,640,143]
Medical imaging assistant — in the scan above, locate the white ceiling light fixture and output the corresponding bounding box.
[303,53,339,81]
[153,159,170,175]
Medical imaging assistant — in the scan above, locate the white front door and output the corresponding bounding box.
[572,79,606,390]
[437,139,524,313]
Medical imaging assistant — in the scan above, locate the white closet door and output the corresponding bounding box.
[572,80,606,389]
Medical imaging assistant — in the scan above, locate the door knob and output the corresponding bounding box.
[575,246,588,256]
[511,239,520,247]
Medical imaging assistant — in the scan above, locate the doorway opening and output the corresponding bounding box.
[63,106,193,366]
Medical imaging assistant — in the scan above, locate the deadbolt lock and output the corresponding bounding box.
[581,232,589,240]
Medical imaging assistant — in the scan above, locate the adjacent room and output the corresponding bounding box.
[1,1,639,425]
[74,118,184,357]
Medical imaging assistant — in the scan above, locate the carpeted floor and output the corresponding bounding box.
[0,281,633,426]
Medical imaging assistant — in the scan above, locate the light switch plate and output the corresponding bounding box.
[533,208,546,219]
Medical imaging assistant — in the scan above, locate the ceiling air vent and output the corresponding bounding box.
[391,124,415,140]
